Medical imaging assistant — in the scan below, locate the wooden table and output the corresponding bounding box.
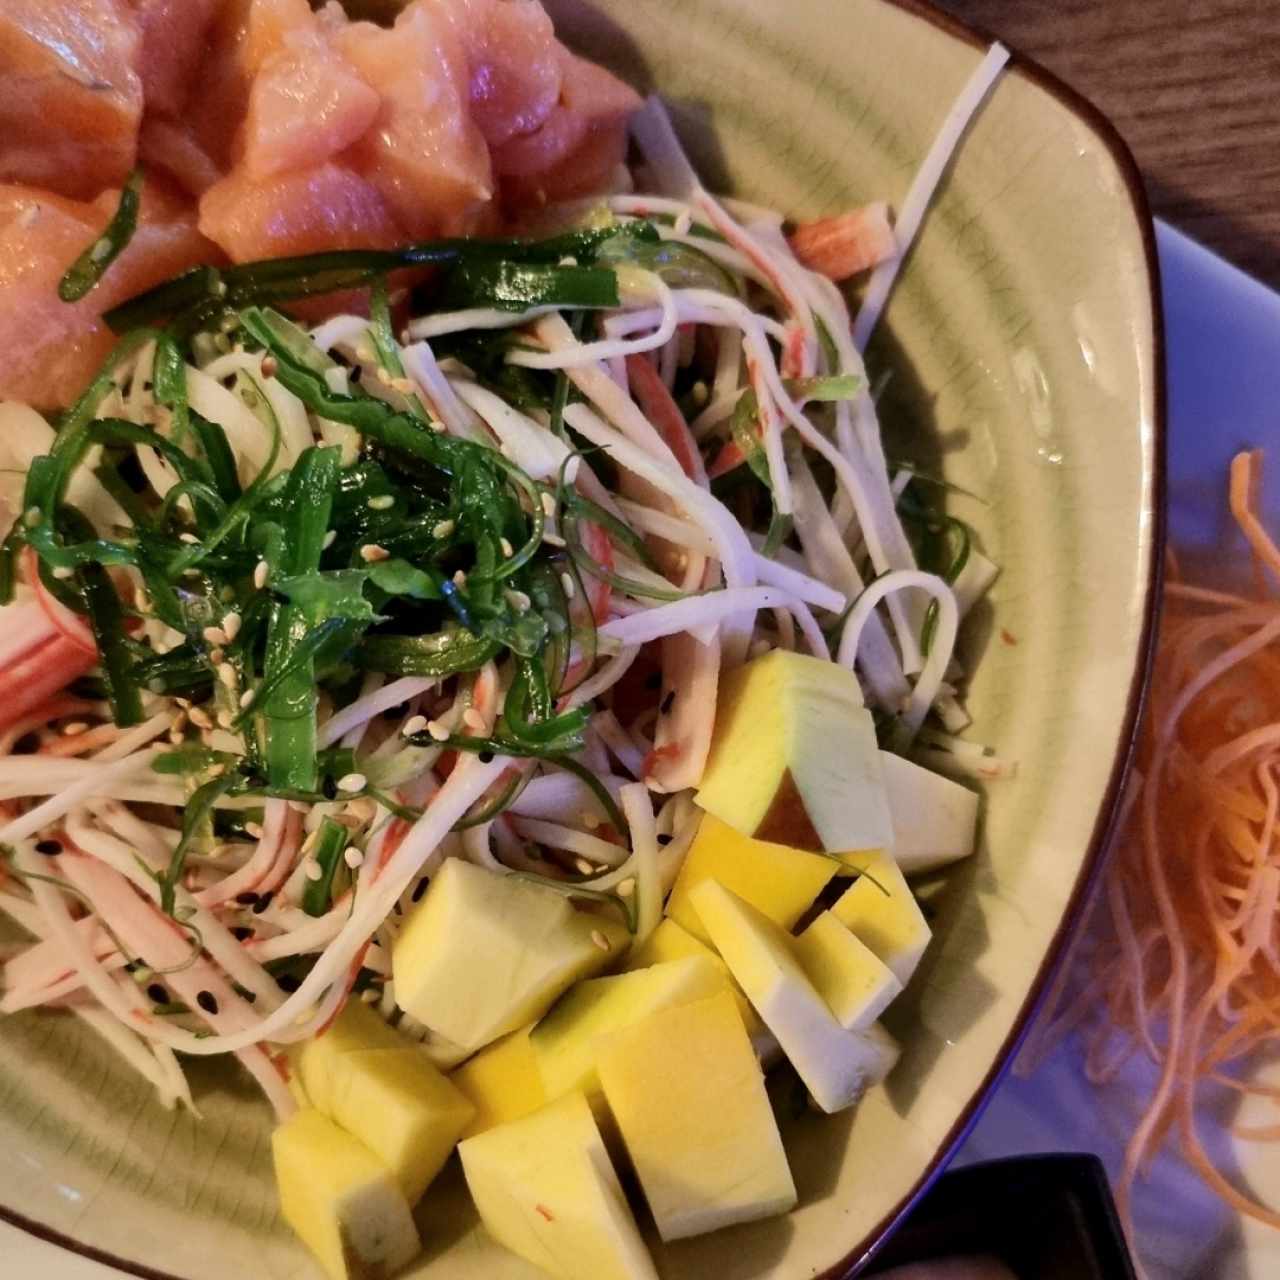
[938,0,1280,287]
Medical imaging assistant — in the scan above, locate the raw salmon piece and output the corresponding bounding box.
[199,162,405,262]
[129,0,223,116]
[437,0,561,147]
[0,0,143,201]
[242,33,381,180]
[497,48,640,208]
[139,118,224,198]
[0,185,215,408]
[336,1,492,239]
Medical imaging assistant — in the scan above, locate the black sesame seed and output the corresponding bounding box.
[35,839,62,856]
[478,750,494,764]
[231,926,253,942]
[659,691,675,715]
[13,732,39,755]
[644,671,662,690]
[276,973,301,993]
[656,833,673,846]
[251,891,274,915]
[147,983,168,1004]
[195,990,219,1015]
[235,891,259,906]
[412,877,429,903]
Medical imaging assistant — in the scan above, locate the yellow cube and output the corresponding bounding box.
[597,991,795,1240]
[692,879,900,1113]
[272,1109,419,1280]
[831,850,932,985]
[451,1025,545,1139]
[793,910,903,1030]
[531,956,733,1104]
[665,813,837,945]
[620,917,762,1037]
[392,859,628,1053]
[458,1092,658,1280]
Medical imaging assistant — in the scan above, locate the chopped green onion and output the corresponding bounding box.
[58,169,143,302]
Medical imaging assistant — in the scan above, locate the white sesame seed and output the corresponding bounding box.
[504,588,531,614]
[51,566,75,580]
[462,708,485,732]
[260,356,278,379]
[337,772,367,793]
[254,560,270,590]
[591,929,612,953]
[540,492,557,517]
[217,662,237,688]
[300,828,320,855]
[246,822,264,839]
[431,519,455,539]
[367,494,394,511]
[582,812,600,830]
[452,569,467,588]
[322,530,336,549]
[360,987,380,1004]
[359,544,390,563]
[574,857,595,876]
[302,857,323,882]
[500,537,514,558]
[560,572,576,599]
[89,236,112,263]
[62,722,89,737]
[345,797,377,824]
[430,418,446,434]
[691,380,709,407]
[239,688,255,709]
[188,707,213,730]
[344,846,364,869]
[426,719,449,742]
[216,709,234,729]
[179,532,200,545]
[617,877,636,898]
[402,715,427,737]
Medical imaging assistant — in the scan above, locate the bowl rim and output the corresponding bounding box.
[820,0,1167,1275]
[0,1,1166,1278]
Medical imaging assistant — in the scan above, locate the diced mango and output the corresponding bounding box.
[451,1025,545,1139]
[695,649,892,852]
[392,859,629,1053]
[793,910,903,1030]
[273,1109,420,1280]
[665,813,836,945]
[298,1018,475,1203]
[620,916,762,1036]
[458,1092,658,1280]
[831,849,932,985]
[598,991,795,1241]
[692,880,900,1113]
[879,750,979,875]
[531,956,732,1104]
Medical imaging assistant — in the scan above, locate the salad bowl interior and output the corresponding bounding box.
[0,0,1161,1276]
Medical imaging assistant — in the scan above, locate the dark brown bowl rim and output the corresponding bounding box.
[0,1,1166,1277]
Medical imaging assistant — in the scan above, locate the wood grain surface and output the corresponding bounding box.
[938,0,1280,286]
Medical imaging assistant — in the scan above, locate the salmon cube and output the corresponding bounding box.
[0,0,143,200]
[130,0,223,117]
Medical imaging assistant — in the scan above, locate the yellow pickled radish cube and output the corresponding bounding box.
[597,991,795,1241]
[530,956,733,1104]
[458,1092,658,1280]
[692,879,900,1112]
[451,1025,545,1139]
[665,813,837,945]
[831,849,932,985]
[294,1001,404,1115]
[273,1108,420,1280]
[621,916,763,1037]
[694,649,892,852]
[392,859,628,1053]
[792,910,903,1031]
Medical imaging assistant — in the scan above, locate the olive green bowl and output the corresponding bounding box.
[0,0,1161,1276]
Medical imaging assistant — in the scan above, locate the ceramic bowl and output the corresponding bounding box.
[0,0,1162,1276]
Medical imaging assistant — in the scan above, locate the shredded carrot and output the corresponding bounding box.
[1024,450,1280,1256]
